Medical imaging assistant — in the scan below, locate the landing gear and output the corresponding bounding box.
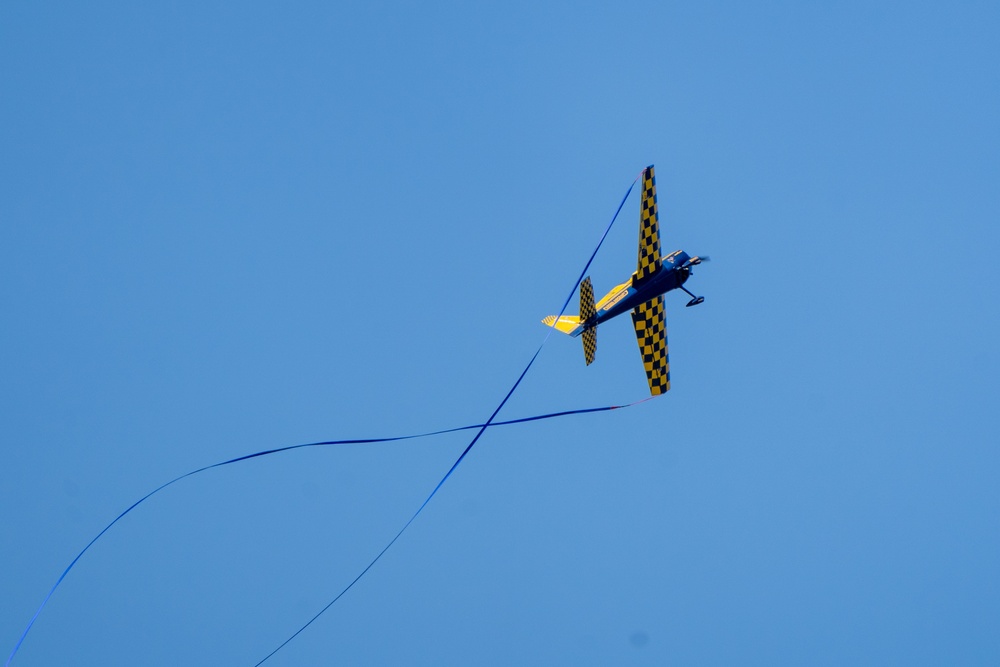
[680,285,704,307]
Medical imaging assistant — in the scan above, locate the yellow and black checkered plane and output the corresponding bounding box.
[540,165,701,396]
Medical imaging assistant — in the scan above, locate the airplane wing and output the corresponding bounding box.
[634,165,661,284]
[631,295,670,395]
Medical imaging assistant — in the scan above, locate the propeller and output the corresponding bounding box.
[682,255,710,268]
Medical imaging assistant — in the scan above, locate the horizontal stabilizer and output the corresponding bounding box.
[541,314,582,335]
[582,326,596,365]
[579,277,598,365]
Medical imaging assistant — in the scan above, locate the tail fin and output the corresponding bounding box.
[580,277,597,365]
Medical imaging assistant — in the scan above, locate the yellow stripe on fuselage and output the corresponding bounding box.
[595,280,632,313]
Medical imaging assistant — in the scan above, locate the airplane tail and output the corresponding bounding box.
[541,275,599,365]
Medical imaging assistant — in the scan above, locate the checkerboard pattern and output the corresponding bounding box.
[582,327,597,366]
[580,276,597,365]
[630,295,670,394]
[635,166,661,283]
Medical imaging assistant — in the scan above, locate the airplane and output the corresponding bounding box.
[542,165,707,396]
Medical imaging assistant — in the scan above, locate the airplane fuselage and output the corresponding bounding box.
[578,250,692,334]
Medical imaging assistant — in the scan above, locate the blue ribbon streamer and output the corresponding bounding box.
[6,173,642,666]
[4,406,646,667]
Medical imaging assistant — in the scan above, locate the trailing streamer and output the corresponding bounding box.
[6,173,645,667]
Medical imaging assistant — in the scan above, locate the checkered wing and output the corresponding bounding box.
[630,296,670,395]
[635,166,661,284]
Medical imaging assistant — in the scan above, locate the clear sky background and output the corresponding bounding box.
[2,2,999,665]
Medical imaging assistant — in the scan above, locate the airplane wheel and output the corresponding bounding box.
[686,296,704,307]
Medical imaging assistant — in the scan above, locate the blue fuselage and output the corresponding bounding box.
[593,250,692,324]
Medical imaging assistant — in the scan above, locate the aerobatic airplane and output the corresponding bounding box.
[542,165,707,395]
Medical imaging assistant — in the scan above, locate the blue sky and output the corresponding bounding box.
[2,2,999,665]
